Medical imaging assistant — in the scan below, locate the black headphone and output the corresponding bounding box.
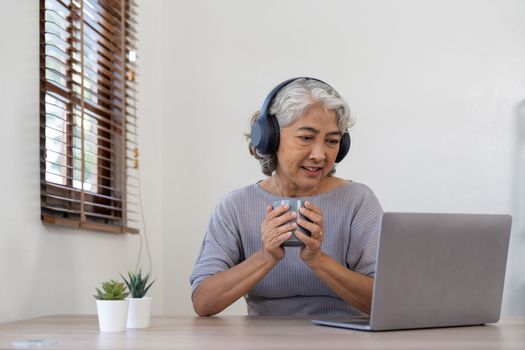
[250,77,351,163]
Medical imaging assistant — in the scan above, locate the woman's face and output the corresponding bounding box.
[275,103,342,195]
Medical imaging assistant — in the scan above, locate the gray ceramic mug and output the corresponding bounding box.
[272,199,312,246]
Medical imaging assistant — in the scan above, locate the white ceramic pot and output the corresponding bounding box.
[96,299,129,332]
[126,297,152,328]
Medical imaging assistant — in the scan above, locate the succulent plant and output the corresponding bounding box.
[94,279,129,300]
[121,270,155,298]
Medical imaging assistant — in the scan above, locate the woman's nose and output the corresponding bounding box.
[309,141,327,161]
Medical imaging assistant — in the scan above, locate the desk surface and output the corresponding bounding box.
[0,315,524,349]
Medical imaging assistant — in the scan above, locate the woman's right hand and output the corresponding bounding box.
[193,204,295,316]
[260,204,296,262]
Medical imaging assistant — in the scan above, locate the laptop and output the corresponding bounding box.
[312,212,512,331]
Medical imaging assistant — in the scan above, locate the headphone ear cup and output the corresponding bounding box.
[335,132,351,163]
[250,113,280,154]
[268,115,280,153]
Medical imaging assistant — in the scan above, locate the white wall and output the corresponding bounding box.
[0,1,164,323]
[161,0,525,316]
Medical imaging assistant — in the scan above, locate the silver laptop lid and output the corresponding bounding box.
[370,213,512,331]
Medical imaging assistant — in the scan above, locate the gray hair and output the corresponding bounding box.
[246,78,355,176]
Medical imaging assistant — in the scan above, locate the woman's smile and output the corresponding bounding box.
[301,165,323,177]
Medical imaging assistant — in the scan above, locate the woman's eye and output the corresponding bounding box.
[299,136,313,142]
[327,139,340,145]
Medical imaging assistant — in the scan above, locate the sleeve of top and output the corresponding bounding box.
[346,186,384,277]
[189,195,243,295]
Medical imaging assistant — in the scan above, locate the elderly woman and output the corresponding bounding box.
[190,77,383,316]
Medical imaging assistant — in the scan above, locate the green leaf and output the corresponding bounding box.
[94,279,129,300]
[120,270,156,298]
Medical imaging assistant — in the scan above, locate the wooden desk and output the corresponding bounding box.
[0,315,524,349]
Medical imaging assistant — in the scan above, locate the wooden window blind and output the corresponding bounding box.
[40,0,139,233]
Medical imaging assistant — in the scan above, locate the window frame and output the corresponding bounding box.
[40,0,139,234]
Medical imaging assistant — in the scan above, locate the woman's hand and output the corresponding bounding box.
[296,201,325,264]
[260,204,295,263]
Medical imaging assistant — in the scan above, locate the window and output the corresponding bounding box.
[40,0,139,233]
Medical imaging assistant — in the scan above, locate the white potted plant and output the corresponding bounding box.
[94,279,129,332]
[121,270,155,328]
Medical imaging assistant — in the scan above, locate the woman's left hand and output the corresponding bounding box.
[295,201,325,264]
